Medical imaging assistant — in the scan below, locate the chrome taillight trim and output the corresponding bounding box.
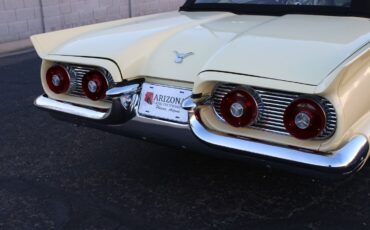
[212,84,337,139]
[61,64,115,100]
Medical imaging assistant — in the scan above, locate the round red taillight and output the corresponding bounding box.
[82,71,108,101]
[220,89,258,127]
[284,97,327,140]
[46,65,70,94]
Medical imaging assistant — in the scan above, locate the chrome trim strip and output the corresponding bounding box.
[182,95,212,111]
[35,96,107,120]
[182,96,197,111]
[189,113,369,174]
[106,84,141,98]
[35,93,136,125]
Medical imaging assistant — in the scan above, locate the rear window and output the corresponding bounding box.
[195,0,351,7]
[181,0,370,18]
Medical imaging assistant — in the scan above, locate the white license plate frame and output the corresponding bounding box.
[138,83,192,124]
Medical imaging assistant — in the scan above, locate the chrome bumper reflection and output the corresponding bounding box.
[35,96,107,120]
[189,113,369,175]
[35,84,141,124]
[34,84,370,176]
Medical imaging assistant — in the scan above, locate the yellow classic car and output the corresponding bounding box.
[32,0,370,177]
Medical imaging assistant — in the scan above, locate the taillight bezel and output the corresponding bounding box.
[82,70,109,101]
[220,87,259,128]
[283,97,327,140]
[46,65,71,94]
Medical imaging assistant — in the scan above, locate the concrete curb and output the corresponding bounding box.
[0,39,34,58]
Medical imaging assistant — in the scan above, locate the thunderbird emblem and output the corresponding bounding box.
[174,51,194,64]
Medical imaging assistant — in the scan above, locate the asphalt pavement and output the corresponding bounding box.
[0,52,369,230]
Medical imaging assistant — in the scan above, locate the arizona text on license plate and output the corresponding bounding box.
[138,83,192,123]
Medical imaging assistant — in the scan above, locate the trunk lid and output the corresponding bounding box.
[34,12,370,86]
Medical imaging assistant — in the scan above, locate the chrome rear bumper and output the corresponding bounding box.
[34,90,369,177]
[190,113,369,175]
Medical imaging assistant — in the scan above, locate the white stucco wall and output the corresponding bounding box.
[0,0,185,44]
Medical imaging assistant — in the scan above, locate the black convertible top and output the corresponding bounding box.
[180,0,370,18]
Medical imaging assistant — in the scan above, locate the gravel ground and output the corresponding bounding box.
[0,52,369,230]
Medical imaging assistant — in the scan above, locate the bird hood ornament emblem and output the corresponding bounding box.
[174,51,194,64]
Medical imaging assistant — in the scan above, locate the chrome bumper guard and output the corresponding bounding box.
[34,83,370,177]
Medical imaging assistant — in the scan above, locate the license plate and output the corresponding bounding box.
[138,83,192,123]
